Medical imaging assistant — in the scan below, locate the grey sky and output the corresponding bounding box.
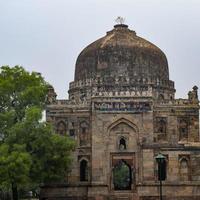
[0,0,199,99]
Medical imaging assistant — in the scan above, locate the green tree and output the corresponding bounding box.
[0,66,75,200]
[0,143,31,199]
[113,161,131,190]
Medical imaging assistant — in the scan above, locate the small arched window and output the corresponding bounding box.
[119,138,126,150]
[80,160,88,182]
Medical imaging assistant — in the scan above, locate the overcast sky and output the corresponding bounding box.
[0,0,199,99]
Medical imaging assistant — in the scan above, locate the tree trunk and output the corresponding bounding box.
[11,182,18,200]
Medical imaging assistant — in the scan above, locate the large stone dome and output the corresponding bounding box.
[74,24,169,82]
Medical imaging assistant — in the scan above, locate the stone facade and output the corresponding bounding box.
[41,24,200,200]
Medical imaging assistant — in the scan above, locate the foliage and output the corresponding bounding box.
[0,66,75,199]
[113,161,131,190]
[0,144,31,189]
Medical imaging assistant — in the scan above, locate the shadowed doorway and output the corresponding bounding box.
[113,160,132,190]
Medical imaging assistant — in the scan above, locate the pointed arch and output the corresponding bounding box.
[79,158,89,182]
[107,118,139,151]
[179,157,190,181]
[108,118,139,134]
[56,120,66,135]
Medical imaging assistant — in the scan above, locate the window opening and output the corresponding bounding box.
[82,127,86,134]
[119,138,126,150]
[113,160,132,190]
[80,160,88,181]
[69,129,75,137]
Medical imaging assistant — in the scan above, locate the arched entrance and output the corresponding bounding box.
[113,160,132,190]
[108,118,138,192]
[80,159,88,182]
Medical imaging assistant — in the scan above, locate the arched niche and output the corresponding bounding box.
[108,118,139,134]
[108,118,139,151]
[154,117,167,141]
[179,119,189,141]
[158,119,167,133]
[179,157,190,181]
[56,121,66,135]
[79,121,89,146]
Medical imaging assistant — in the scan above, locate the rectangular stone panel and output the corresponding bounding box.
[142,149,154,181]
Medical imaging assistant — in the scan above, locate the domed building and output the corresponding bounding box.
[42,24,200,200]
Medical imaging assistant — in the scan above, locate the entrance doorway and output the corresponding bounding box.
[113,160,132,190]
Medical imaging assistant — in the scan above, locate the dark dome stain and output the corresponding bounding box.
[75,24,169,82]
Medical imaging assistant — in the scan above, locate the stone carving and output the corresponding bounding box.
[68,75,174,102]
[47,85,57,104]
[94,101,151,112]
[188,86,199,104]
[69,76,174,91]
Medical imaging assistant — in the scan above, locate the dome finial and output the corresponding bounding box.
[115,16,125,25]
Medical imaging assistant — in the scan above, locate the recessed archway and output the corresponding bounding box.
[113,160,132,190]
[80,159,88,182]
[108,118,139,134]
